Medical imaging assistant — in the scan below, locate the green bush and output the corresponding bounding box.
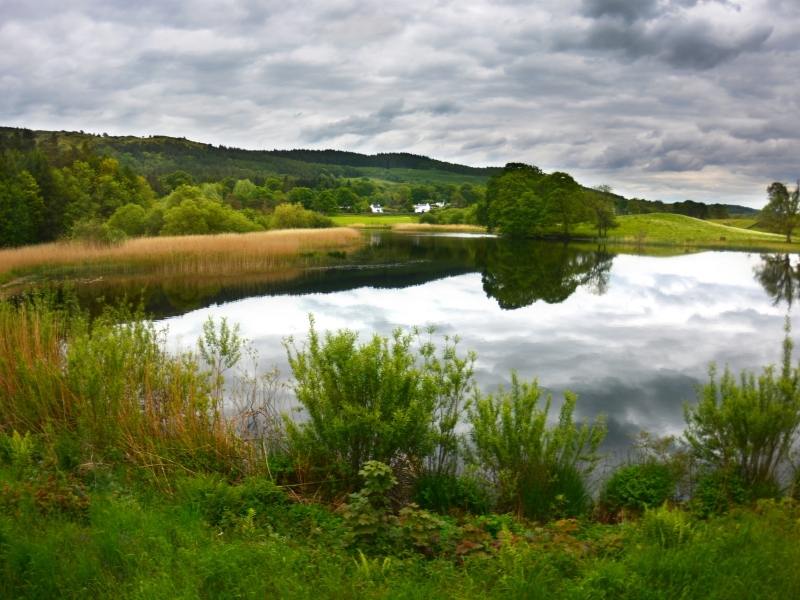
[270,203,332,229]
[177,474,287,528]
[684,327,800,495]
[468,374,606,521]
[69,218,126,245]
[690,469,753,517]
[600,462,676,516]
[106,203,147,236]
[414,472,492,515]
[285,322,469,488]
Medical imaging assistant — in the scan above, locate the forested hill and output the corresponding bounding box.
[0,127,499,186]
[269,149,497,176]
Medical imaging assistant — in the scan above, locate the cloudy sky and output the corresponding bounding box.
[1,0,798,206]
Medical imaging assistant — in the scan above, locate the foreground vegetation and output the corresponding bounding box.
[2,295,800,597]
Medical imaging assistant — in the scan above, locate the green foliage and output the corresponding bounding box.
[339,461,398,546]
[691,469,752,517]
[639,504,693,549]
[284,322,440,486]
[482,163,588,237]
[600,462,676,516]
[468,374,606,520]
[684,325,800,493]
[0,168,44,247]
[197,316,243,405]
[176,474,287,528]
[419,206,479,225]
[414,472,492,515]
[269,202,333,229]
[0,298,247,476]
[762,181,800,242]
[106,203,147,236]
[69,218,126,245]
[160,185,262,235]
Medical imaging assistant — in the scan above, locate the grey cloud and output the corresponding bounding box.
[302,100,410,142]
[0,0,798,206]
[581,0,661,23]
[562,12,772,70]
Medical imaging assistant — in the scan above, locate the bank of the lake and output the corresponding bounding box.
[0,227,363,291]
[335,212,795,253]
[2,293,800,599]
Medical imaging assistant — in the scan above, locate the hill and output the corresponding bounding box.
[0,126,498,186]
[572,213,785,249]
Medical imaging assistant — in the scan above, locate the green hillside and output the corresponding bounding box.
[2,127,497,186]
[574,213,785,248]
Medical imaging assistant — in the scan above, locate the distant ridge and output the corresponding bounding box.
[269,149,498,177]
[0,126,499,185]
[0,126,761,215]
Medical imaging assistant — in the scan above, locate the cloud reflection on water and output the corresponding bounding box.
[162,247,797,453]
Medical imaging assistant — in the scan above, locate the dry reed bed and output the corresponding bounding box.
[0,228,363,279]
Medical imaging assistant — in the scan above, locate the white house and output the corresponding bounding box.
[413,203,431,213]
[370,204,384,214]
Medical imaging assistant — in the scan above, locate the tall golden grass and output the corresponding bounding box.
[0,228,363,281]
[0,300,250,479]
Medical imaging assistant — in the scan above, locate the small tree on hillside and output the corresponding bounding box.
[763,181,800,243]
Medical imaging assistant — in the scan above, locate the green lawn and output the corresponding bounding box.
[572,213,792,251]
[331,214,418,227]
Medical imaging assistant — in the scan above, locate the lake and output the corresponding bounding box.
[83,231,782,455]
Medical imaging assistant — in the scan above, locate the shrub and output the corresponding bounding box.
[339,461,398,547]
[468,374,606,521]
[684,325,800,494]
[107,203,147,237]
[177,474,287,528]
[69,218,126,245]
[285,322,471,488]
[691,469,753,517]
[270,203,332,229]
[414,472,492,515]
[600,462,676,516]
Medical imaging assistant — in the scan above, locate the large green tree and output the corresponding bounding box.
[762,181,800,242]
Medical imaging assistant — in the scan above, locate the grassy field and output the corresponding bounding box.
[0,228,363,286]
[574,213,793,251]
[330,214,418,228]
[2,468,799,599]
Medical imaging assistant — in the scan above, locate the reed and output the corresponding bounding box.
[0,228,363,282]
[0,299,250,478]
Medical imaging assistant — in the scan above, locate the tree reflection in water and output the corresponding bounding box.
[478,240,614,309]
[755,254,800,308]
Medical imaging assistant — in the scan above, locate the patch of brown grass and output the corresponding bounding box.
[0,228,363,281]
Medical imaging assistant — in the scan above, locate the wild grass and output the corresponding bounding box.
[0,300,249,480]
[0,228,363,285]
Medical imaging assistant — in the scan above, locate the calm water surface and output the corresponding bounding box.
[145,232,800,453]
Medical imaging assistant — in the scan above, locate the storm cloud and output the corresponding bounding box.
[1,0,798,206]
